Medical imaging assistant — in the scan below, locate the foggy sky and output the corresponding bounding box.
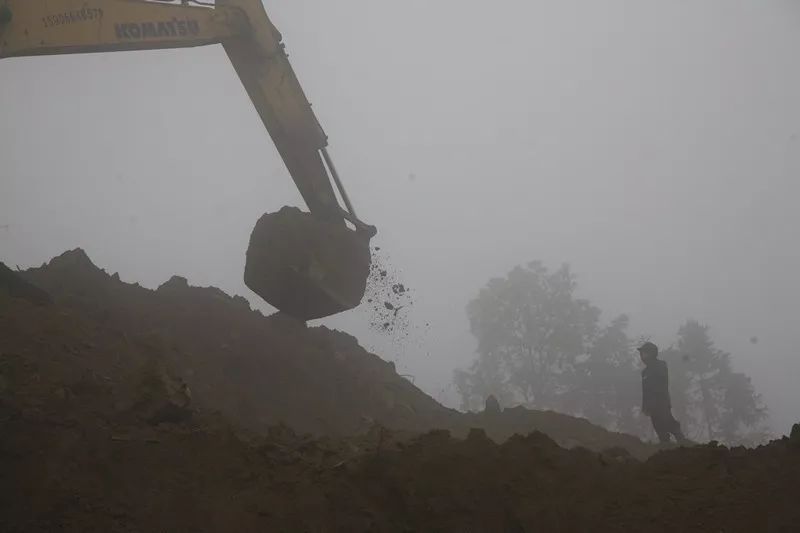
[2,0,798,435]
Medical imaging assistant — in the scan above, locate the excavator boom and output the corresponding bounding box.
[0,0,375,319]
[0,0,241,56]
[0,0,368,226]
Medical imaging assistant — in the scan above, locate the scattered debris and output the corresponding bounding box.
[365,246,413,338]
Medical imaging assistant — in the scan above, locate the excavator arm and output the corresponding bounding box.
[0,0,371,230]
[0,0,376,320]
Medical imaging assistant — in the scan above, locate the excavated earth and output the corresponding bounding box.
[1,249,798,532]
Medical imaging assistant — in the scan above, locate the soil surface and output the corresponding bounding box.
[1,250,798,532]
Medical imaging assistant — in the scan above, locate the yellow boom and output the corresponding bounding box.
[0,0,372,228]
[0,0,375,319]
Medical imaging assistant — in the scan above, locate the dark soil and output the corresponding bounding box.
[1,249,798,532]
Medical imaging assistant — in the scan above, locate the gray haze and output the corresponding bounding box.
[2,0,798,435]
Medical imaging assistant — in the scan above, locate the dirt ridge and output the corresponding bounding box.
[3,249,798,532]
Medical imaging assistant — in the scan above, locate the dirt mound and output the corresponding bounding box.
[350,429,800,532]
[0,262,51,306]
[13,249,650,455]
[16,249,448,437]
[460,405,652,459]
[1,328,798,532]
[2,249,800,531]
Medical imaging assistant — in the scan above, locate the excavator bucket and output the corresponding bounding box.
[244,207,372,320]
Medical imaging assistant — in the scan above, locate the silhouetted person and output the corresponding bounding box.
[484,394,501,415]
[638,342,687,445]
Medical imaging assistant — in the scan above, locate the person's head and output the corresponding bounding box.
[637,342,659,364]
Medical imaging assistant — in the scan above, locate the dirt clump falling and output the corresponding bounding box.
[364,246,413,339]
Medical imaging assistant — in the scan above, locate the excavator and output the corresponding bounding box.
[0,0,375,320]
